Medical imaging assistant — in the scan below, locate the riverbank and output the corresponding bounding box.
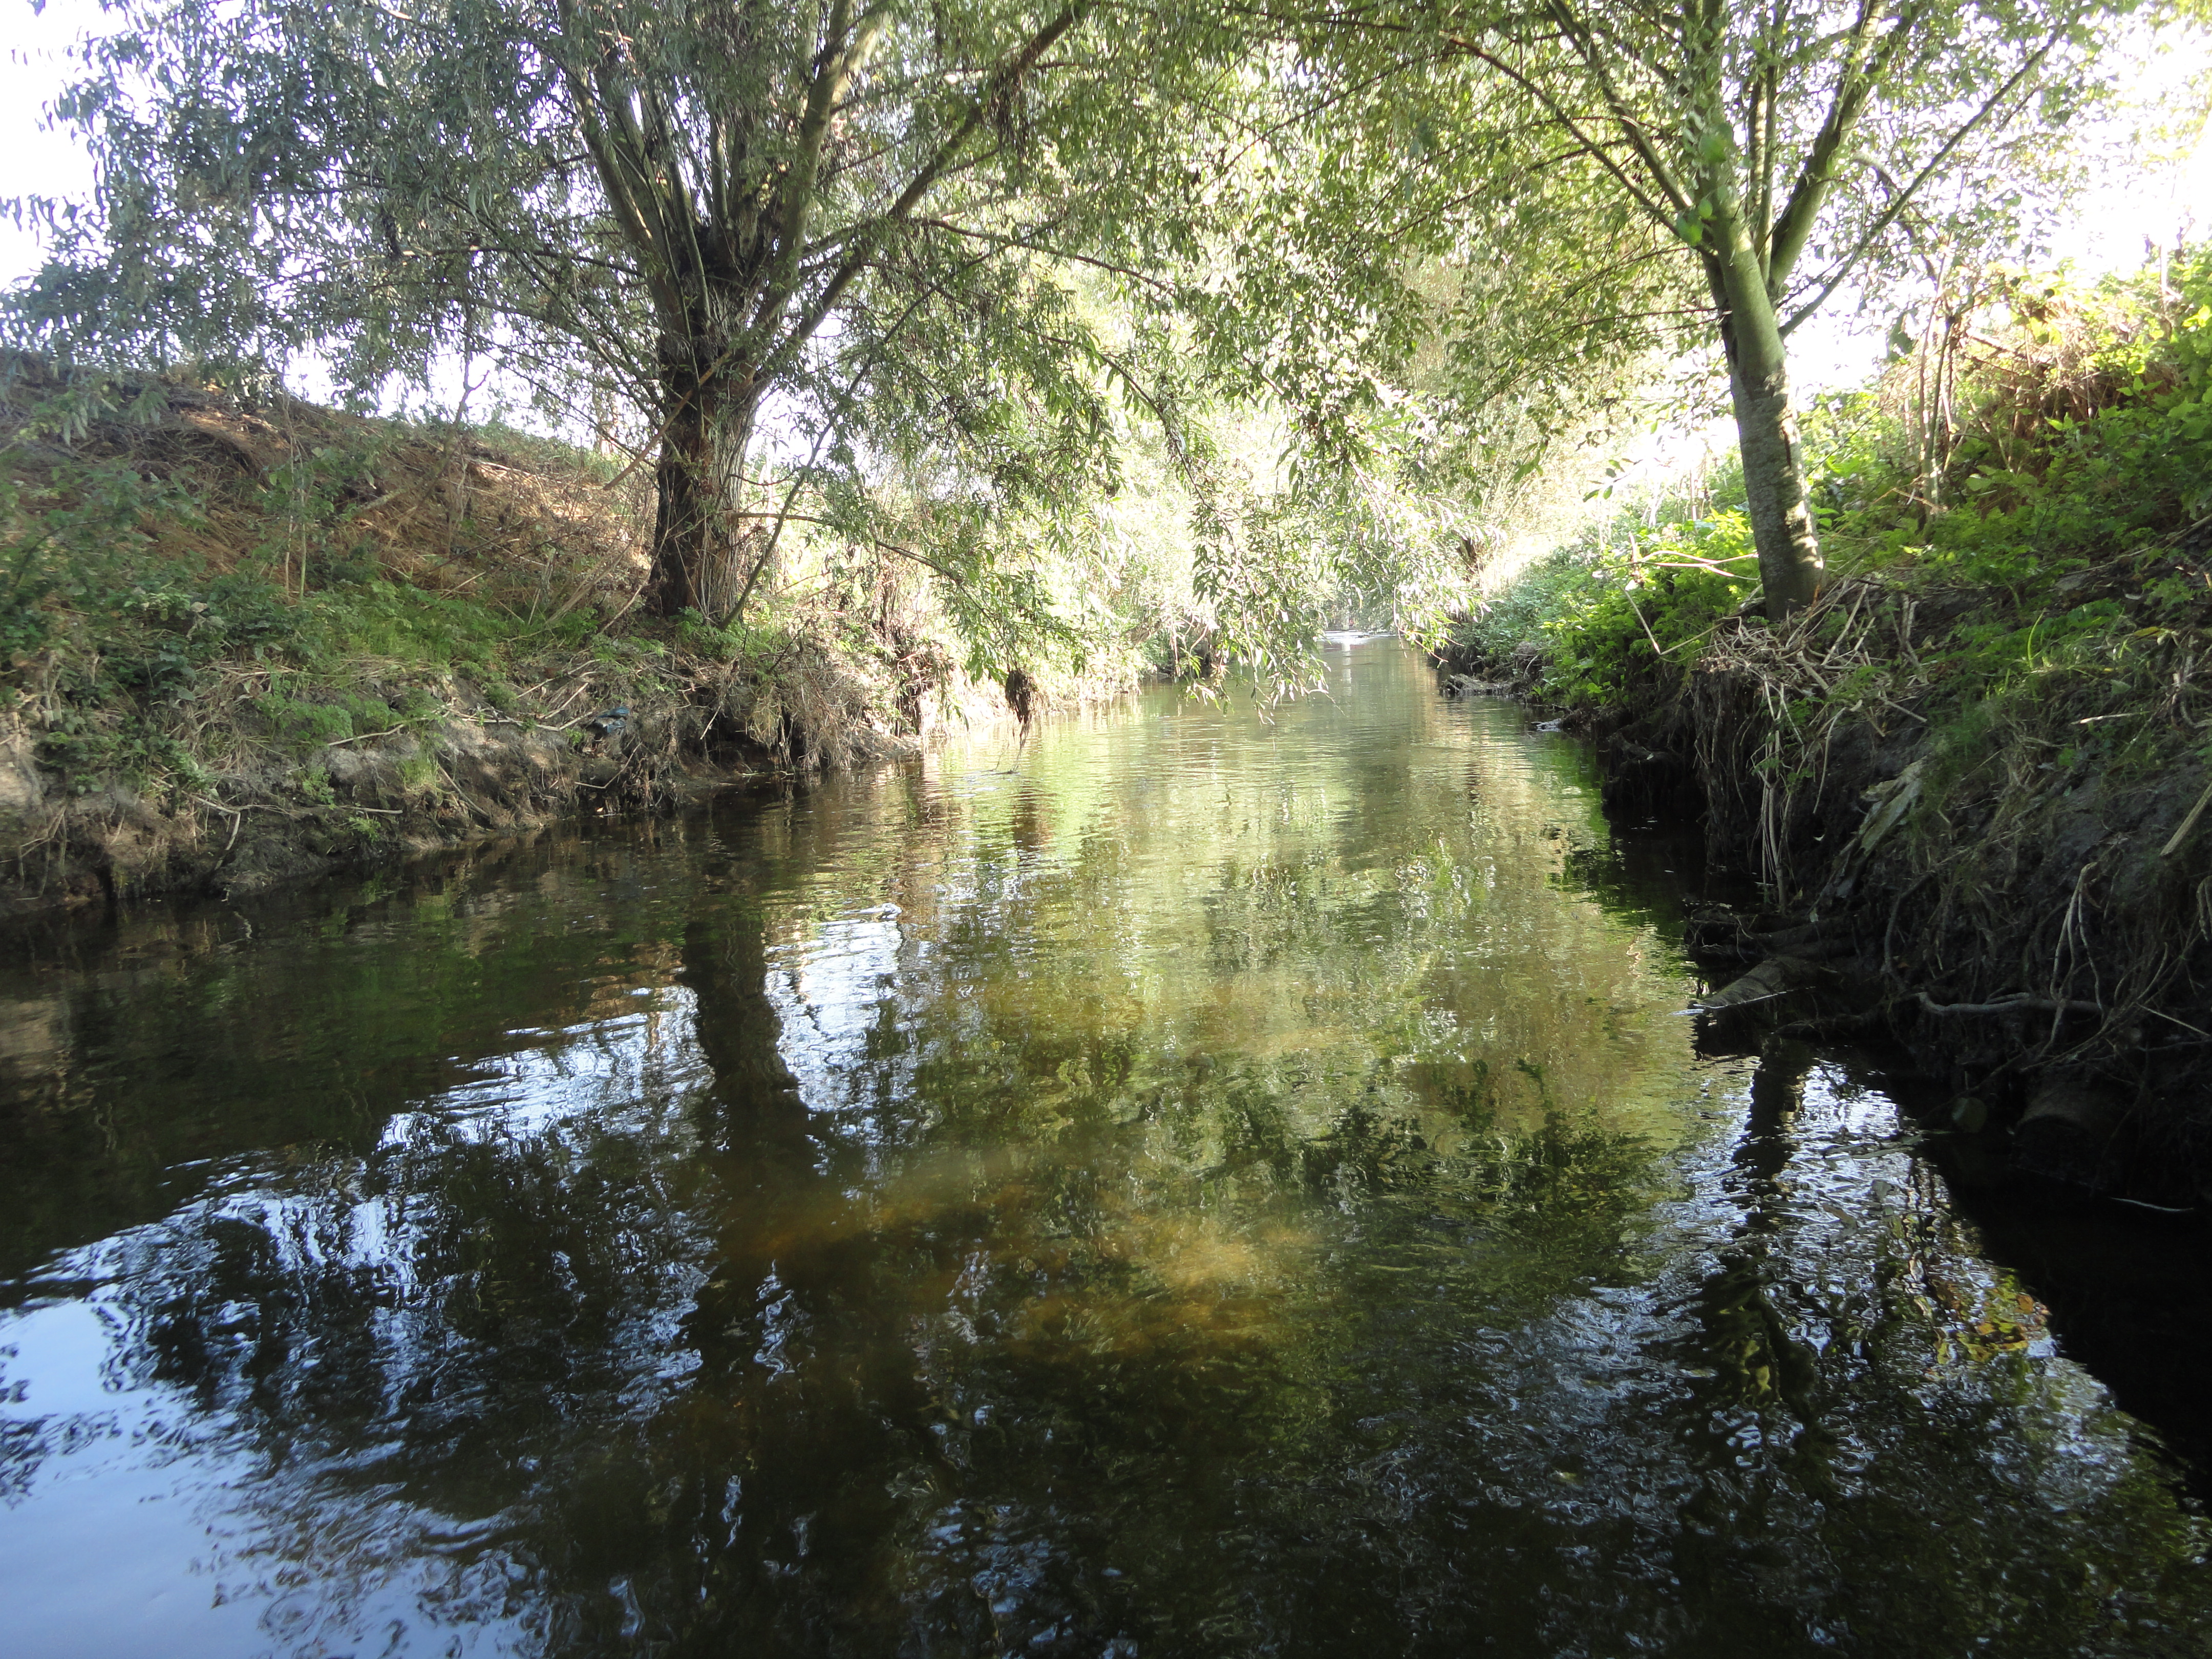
[0,363,1113,918]
[1449,555,2212,1209]
[1440,253,2212,1206]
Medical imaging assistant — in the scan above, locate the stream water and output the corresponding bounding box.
[1,640,2207,1657]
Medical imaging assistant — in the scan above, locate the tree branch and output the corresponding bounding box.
[1777,29,2061,337]
[1764,0,1919,294]
[748,0,887,343]
[1435,30,1682,235]
[760,3,1093,387]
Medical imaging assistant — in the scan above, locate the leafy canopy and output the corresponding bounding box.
[7,0,1251,631]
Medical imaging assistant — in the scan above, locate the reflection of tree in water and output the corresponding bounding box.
[526,985,1686,1656]
[601,889,1342,1653]
[1647,1041,2211,1658]
[8,662,2212,1656]
[32,944,2210,1658]
[1681,1040,1825,1411]
[10,1074,714,1652]
[0,839,720,1649]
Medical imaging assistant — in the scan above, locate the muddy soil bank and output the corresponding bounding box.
[1439,592,2212,1212]
[0,668,1039,921]
[0,694,758,919]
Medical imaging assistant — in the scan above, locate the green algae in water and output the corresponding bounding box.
[0,643,2206,1657]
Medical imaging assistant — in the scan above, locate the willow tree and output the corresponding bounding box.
[1243,0,2125,616]
[5,0,1197,619]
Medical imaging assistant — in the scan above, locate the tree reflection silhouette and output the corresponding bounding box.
[5,655,2211,1658]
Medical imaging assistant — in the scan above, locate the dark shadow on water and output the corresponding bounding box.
[1688,1011,2212,1509]
[1579,735,2212,1515]
[1939,1162,2212,1506]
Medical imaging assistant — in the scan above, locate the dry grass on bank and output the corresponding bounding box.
[1684,516,2212,1096]
[2,353,651,618]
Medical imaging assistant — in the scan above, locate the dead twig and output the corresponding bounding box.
[326,723,417,747]
[2159,774,2212,858]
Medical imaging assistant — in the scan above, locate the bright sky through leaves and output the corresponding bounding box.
[0,0,2203,416]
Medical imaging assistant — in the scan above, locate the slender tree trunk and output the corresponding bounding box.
[1715,266,1824,620]
[644,325,760,620]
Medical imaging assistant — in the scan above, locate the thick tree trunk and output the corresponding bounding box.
[1715,267,1824,620]
[643,333,760,620]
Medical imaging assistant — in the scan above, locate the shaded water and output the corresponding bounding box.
[1,642,2207,1657]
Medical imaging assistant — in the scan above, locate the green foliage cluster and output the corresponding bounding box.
[1462,245,2212,729]
[1815,249,2212,590]
[1814,252,2212,760]
[1456,512,1758,712]
[1223,0,2136,620]
[0,417,606,798]
[0,461,285,684]
[4,458,282,791]
[3,0,1252,628]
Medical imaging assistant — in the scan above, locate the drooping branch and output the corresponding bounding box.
[763,3,1094,385]
[1776,30,2064,336]
[1542,0,1699,227]
[1435,29,1683,233]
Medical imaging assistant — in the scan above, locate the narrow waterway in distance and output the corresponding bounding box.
[1,641,2206,1657]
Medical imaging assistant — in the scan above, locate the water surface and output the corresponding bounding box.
[2,642,2206,1656]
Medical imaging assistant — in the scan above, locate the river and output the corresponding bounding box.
[1,640,2206,1657]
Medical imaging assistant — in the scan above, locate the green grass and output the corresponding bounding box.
[0,434,625,798]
